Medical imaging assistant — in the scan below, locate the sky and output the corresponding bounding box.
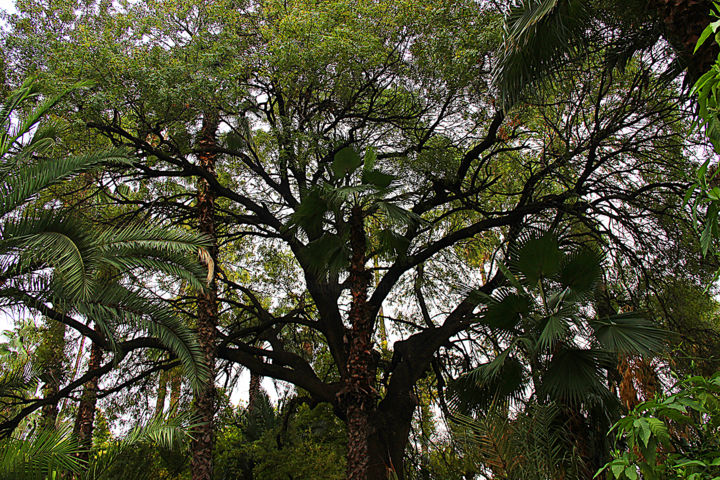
[0,0,14,12]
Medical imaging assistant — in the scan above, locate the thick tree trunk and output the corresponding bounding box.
[366,401,415,480]
[73,340,103,463]
[340,206,378,480]
[651,0,716,83]
[191,113,220,480]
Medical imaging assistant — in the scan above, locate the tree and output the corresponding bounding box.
[495,0,717,107]
[0,78,211,437]
[1,1,703,477]
[450,232,666,474]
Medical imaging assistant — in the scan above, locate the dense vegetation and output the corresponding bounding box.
[1,0,720,479]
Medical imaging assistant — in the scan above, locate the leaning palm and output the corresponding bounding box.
[0,79,210,419]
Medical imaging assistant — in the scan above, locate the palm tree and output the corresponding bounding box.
[0,78,211,436]
[451,232,666,474]
[495,0,715,107]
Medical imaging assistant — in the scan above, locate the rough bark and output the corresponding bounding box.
[73,340,103,463]
[340,206,378,480]
[155,369,168,416]
[169,367,182,411]
[39,320,66,429]
[651,0,717,83]
[191,113,220,480]
[248,372,261,413]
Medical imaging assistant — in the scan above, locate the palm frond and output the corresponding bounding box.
[495,0,593,107]
[0,428,83,480]
[86,412,199,480]
[1,211,98,301]
[0,149,129,217]
[540,348,608,406]
[74,283,209,390]
[591,313,667,356]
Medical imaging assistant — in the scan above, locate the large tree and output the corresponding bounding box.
[2,0,703,478]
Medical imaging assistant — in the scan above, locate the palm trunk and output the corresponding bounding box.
[155,370,168,416]
[651,0,716,82]
[191,112,220,480]
[73,340,103,463]
[169,366,182,411]
[248,372,261,413]
[341,206,377,480]
[40,320,66,429]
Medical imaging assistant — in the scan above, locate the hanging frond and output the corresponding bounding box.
[494,0,594,108]
[591,313,667,356]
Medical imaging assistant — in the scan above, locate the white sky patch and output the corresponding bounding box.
[0,0,15,14]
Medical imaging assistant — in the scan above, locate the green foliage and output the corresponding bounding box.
[599,373,720,480]
[0,78,212,394]
[687,2,720,282]
[450,402,582,479]
[453,233,665,412]
[0,428,83,480]
[214,398,346,480]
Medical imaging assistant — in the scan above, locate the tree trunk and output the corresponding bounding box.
[169,366,182,411]
[155,369,168,416]
[340,206,378,480]
[651,0,716,83]
[73,340,103,463]
[191,112,220,480]
[248,371,261,413]
[366,400,415,480]
[39,320,66,429]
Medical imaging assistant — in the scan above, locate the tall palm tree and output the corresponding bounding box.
[0,78,211,435]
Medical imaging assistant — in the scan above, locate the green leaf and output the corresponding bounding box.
[363,147,377,171]
[611,461,626,478]
[538,315,569,350]
[331,147,362,177]
[591,313,666,356]
[362,169,394,188]
[481,291,531,331]
[559,247,603,295]
[634,418,651,447]
[696,23,717,53]
[511,233,562,284]
[646,417,670,445]
[624,466,639,480]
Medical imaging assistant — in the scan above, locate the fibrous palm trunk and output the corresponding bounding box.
[40,320,66,429]
[73,340,103,463]
[191,112,220,480]
[341,206,377,480]
[248,372,261,414]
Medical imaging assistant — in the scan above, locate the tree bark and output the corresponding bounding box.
[651,0,717,83]
[169,366,182,411]
[155,369,168,416]
[73,340,103,463]
[340,206,378,480]
[39,320,66,429]
[191,112,220,480]
[248,371,261,413]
